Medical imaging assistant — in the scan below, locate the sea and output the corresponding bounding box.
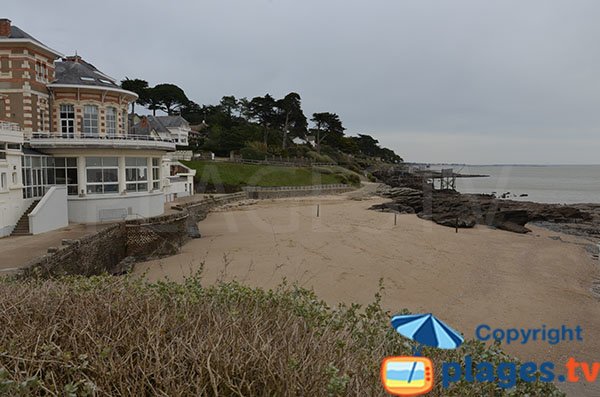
[429,165,600,205]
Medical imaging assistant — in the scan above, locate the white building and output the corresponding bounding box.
[0,121,28,236]
[133,115,191,146]
[0,19,194,236]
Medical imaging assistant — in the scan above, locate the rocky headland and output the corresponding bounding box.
[371,167,600,240]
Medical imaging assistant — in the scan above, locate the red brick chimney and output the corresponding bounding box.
[0,19,11,37]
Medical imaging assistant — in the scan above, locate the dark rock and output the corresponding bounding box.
[369,202,415,214]
[491,210,530,233]
[372,185,594,235]
[187,223,202,239]
[418,212,476,228]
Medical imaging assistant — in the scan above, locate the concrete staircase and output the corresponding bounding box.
[10,200,40,237]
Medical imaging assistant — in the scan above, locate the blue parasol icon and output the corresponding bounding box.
[391,313,464,351]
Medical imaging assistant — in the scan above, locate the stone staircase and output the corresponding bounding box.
[10,200,40,236]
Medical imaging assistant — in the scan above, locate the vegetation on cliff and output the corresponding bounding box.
[121,79,402,171]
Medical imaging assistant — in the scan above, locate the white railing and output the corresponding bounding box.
[28,133,176,150]
[30,132,174,143]
[243,184,350,192]
[232,158,337,167]
[0,121,21,131]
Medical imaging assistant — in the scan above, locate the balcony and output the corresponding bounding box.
[28,132,176,151]
[0,121,24,144]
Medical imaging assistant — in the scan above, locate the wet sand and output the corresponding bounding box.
[135,193,600,396]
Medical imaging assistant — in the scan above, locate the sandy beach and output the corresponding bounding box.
[135,191,600,395]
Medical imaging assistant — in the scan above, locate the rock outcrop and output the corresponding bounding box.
[373,185,593,234]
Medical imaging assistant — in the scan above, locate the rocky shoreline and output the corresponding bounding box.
[371,168,600,243]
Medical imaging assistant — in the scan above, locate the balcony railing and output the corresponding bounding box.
[0,121,21,132]
[0,121,24,145]
[28,132,176,151]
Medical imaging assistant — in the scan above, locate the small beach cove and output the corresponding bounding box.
[135,187,600,396]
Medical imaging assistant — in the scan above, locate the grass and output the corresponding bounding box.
[0,275,563,396]
[181,161,359,190]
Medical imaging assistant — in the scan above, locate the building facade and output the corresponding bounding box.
[0,18,193,236]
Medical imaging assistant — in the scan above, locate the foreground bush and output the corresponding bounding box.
[0,276,563,396]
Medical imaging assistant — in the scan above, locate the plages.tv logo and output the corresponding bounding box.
[381,313,464,396]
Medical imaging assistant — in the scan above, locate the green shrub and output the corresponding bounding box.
[0,276,564,396]
[306,151,334,164]
[240,145,267,160]
[312,166,334,175]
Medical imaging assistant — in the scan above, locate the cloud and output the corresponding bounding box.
[5,0,600,163]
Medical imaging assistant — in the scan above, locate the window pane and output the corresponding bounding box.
[46,169,55,185]
[87,185,103,194]
[86,157,102,167]
[103,168,118,182]
[137,183,148,191]
[126,158,137,166]
[68,186,78,195]
[126,168,136,182]
[87,169,103,183]
[103,157,118,167]
[55,169,66,184]
[104,184,118,193]
[67,168,78,184]
[126,183,137,192]
[138,167,147,181]
[67,158,77,167]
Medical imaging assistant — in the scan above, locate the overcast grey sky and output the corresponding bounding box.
[7,0,600,164]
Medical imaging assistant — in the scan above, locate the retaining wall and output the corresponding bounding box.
[22,224,128,278]
[20,193,248,278]
[243,184,354,199]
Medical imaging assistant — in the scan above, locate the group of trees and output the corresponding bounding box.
[120,78,402,163]
[121,78,189,116]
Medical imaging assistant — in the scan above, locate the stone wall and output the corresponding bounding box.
[19,193,248,278]
[22,224,127,278]
[125,213,189,260]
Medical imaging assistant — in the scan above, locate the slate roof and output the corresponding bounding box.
[53,57,120,89]
[154,116,189,129]
[131,116,189,136]
[0,24,62,57]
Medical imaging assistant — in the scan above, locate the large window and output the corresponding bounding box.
[50,157,78,196]
[0,143,5,160]
[106,107,117,136]
[22,155,49,199]
[152,158,161,190]
[126,157,148,192]
[86,157,118,194]
[60,104,75,138]
[83,105,99,136]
